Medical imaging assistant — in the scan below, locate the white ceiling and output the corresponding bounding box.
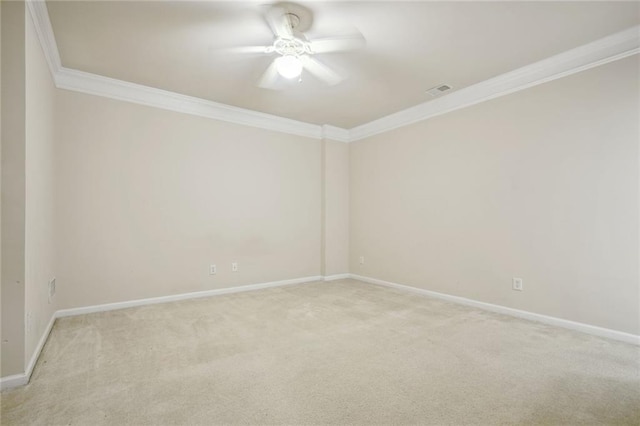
[47,1,640,128]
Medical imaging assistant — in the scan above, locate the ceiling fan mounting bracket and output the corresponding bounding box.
[284,13,300,31]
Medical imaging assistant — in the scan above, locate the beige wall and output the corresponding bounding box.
[322,140,350,276]
[3,8,639,384]
[1,0,27,377]
[350,56,639,335]
[55,91,322,309]
[0,0,3,377]
[24,8,57,367]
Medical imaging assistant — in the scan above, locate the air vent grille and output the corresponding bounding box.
[426,84,452,97]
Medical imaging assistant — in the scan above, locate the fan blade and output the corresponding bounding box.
[215,45,271,55]
[309,33,366,54]
[265,6,293,39]
[258,58,281,89]
[300,56,343,86]
[208,45,272,65]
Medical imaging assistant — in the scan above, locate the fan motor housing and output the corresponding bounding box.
[273,37,311,56]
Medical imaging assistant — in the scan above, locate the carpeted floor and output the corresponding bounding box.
[1,279,639,425]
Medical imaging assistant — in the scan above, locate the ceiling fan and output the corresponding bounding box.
[219,3,365,89]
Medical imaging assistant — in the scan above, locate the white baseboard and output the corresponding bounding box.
[0,373,28,391]
[323,273,350,281]
[2,275,325,389]
[349,274,640,346]
[4,273,636,390]
[25,314,56,379]
[0,313,56,391]
[56,275,324,318]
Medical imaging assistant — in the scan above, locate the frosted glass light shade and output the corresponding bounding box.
[276,55,303,79]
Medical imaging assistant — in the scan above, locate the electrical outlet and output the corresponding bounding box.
[359,256,365,265]
[48,278,56,304]
[512,277,523,291]
[209,264,217,275]
[232,262,238,272]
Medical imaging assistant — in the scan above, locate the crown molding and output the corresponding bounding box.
[25,0,333,140]
[27,1,639,143]
[26,0,62,77]
[349,25,640,142]
[322,125,351,143]
[55,67,325,140]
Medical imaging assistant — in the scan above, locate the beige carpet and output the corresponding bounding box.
[1,279,639,425]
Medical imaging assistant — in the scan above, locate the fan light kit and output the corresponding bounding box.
[215,4,366,89]
[276,55,303,79]
[266,25,312,79]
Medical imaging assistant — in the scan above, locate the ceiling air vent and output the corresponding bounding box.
[426,84,452,97]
